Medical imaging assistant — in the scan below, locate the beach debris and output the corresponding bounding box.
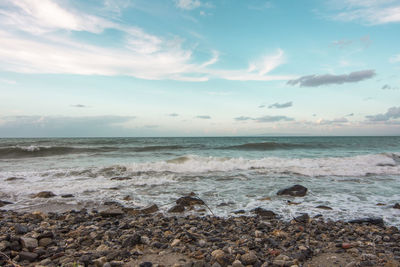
[277,184,308,197]
[32,191,56,198]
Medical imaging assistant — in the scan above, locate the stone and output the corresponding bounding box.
[140,204,159,214]
[111,177,132,181]
[211,249,225,259]
[394,203,400,209]
[139,263,153,267]
[122,234,141,247]
[100,208,124,217]
[38,237,53,247]
[14,224,28,234]
[171,239,181,247]
[20,237,38,250]
[0,200,13,207]
[168,204,185,213]
[316,205,333,210]
[349,218,384,227]
[277,184,308,197]
[33,191,56,198]
[61,194,74,198]
[176,196,205,206]
[232,260,244,267]
[294,213,309,223]
[273,260,286,266]
[18,251,38,262]
[240,251,257,265]
[93,256,107,267]
[276,254,290,261]
[252,207,276,218]
[342,243,354,249]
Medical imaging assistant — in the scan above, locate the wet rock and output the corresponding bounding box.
[123,196,132,201]
[277,184,308,197]
[168,204,185,213]
[111,177,132,181]
[5,177,24,181]
[140,204,159,214]
[100,208,124,217]
[33,191,56,198]
[394,203,400,209]
[316,205,332,210]
[20,237,38,250]
[0,200,13,207]
[294,213,310,223]
[18,251,38,262]
[140,263,153,267]
[176,196,205,206]
[349,217,384,227]
[61,194,74,198]
[233,210,245,214]
[252,207,276,218]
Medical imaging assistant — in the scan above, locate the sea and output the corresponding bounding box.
[1,136,400,226]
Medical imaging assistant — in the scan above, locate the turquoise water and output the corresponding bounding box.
[1,137,400,225]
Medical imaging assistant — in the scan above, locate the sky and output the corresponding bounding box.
[0,0,399,137]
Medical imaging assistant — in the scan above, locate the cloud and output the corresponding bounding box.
[196,115,211,119]
[255,115,294,123]
[317,117,349,125]
[248,1,273,11]
[168,113,179,117]
[382,84,399,90]
[258,104,266,108]
[366,106,400,121]
[0,115,137,137]
[391,54,400,63]
[287,69,375,87]
[144,124,159,128]
[268,101,293,109]
[174,0,206,10]
[346,113,354,117]
[0,1,291,82]
[71,104,87,108]
[234,116,253,121]
[0,78,16,84]
[330,0,400,25]
[332,39,353,48]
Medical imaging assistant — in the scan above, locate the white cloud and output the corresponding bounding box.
[390,54,400,63]
[175,0,202,10]
[0,78,17,84]
[0,0,291,82]
[330,0,400,25]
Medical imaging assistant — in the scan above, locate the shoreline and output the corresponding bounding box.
[1,204,399,267]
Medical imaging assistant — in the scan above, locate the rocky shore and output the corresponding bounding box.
[1,203,400,267]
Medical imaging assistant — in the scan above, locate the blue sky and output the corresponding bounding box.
[0,0,399,137]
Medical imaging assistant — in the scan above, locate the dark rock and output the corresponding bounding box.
[252,208,276,218]
[5,177,24,181]
[394,203,400,209]
[294,213,310,223]
[277,184,308,197]
[111,177,132,181]
[122,234,142,247]
[20,237,38,249]
[139,262,152,267]
[176,196,205,206]
[168,204,185,213]
[18,251,38,262]
[14,224,28,234]
[38,232,54,239]
[233,210,245,214]
[100,208,124,217]
[140,204,159,214]
[316,205,332,210]
[349,218,384,227]
[61,194,74,198]
[0,200,13,207]
[33,191,56,198]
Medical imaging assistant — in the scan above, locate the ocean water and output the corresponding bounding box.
[1,136,400,225]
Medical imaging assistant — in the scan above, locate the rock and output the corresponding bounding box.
[61,194,74,198]
[123,196,132,201]
[211,263,222,267]
[294,213,309,223]
[33,191,56,198]
[252,207,276,218]
[14,224,28,234]
[349,218,384,227]
[38,237,53,247]
[93,256,107,267]
[0,200,13,207]
[276,254,290,261]
[394,203,400,209]
[100,208,124,217]
[20,237,38,250]
[316,205,333,210]
[241,251,257,265]
[5,177,24,181]
[171,239,181,247]
[168,204,185,213]
[140,263,153,267]
[232,260,244,267]
[111,177,132,181]
[176,196,205,206]
[273,260,286,266]
[122,234,142,247]
[211,249,225,259]
[342,243,354,249]
[18,251,38,262]
[385,260,400,267]
[233,210,245,214]
[277,184,308,197]
[139,204,159,214]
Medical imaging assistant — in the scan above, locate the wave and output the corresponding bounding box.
[223,142,325,150]
[0,145,186,159]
